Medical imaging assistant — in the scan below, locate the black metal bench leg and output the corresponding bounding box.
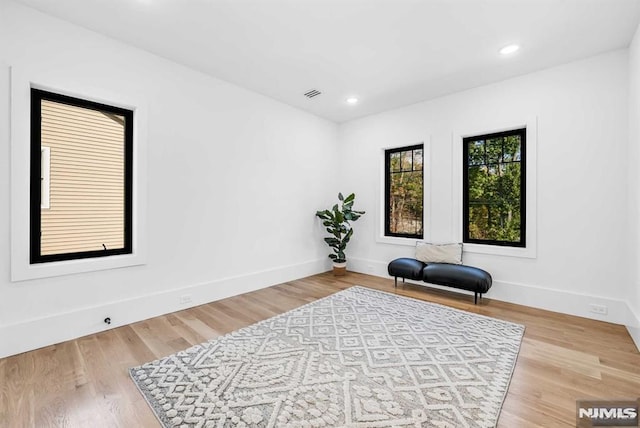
[474,292,478,304]
[394,277,397,288]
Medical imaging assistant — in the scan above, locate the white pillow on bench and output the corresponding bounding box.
[415,242,463,264]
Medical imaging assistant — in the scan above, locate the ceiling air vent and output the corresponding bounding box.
[304,89,322,99]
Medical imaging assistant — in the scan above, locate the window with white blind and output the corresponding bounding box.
[30,89,133,263]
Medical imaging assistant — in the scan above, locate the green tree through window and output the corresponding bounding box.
[385,144,423,238]
[463,129,525,247]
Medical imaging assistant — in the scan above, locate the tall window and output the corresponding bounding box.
[30,89,133,263]
[385,144,424,238]
[463,128,525,247]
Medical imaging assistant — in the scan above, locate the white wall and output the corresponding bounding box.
[0,0,338,358]
[628,22,640,349]
[339,50,634,325]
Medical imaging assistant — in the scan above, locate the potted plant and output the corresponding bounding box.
[315,192,365,276]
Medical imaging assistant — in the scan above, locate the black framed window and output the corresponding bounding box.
[384,144,424,238]
[30,89,133,264]
[463,128,525,247]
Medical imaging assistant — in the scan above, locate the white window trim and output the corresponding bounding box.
[376,138,432,247]
[452,117,537,258]
[10,65,148,281]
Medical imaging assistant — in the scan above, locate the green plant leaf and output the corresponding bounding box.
[338,192,344,201]
[316,210,334,220]
[343,228,353,244]
[324,237,340,246]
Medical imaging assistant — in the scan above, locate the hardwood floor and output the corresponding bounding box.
[1,271,639,427]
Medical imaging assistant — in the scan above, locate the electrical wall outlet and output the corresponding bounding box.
[180,294,192,305]
[589,304,608,315]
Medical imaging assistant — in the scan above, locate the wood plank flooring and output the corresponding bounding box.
[1,271,639,427]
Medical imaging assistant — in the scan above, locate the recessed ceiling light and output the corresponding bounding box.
[499,44,520,55]
[346,97,359,105]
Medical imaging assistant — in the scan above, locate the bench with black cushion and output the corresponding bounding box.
[387,257,492,304]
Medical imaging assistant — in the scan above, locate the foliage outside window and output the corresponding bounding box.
[463,128,525,247]
[385,144,424,238]
[30,89,133,264]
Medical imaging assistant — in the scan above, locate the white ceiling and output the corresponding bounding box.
[15,0,640,123]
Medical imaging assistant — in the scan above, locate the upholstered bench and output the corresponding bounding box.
[387,257,492,304]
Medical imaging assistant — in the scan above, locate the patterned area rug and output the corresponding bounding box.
[130,286,524,427]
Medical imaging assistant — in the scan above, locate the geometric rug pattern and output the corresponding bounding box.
[130,286,524,427]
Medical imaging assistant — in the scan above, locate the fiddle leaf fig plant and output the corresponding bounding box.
[315,192,365,264]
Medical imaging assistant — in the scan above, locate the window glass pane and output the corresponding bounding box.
[503,135,520,162]
[468,204,489,240]
[390,152,401,172]
[486,137,503,164]
[385,145,424,238]
[467,166,485,200]
[400,150,413,171]
[389,170,423,236]
[464,129,524,246]
[40,99,126,256]
[501,163,521,202]
[468,140,484,165]
[413,149,423,171]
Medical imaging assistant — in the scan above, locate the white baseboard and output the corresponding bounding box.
[5,256,637,359]
[627,307,640,352]
[0,259,329,359]
[348,257,635,327]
